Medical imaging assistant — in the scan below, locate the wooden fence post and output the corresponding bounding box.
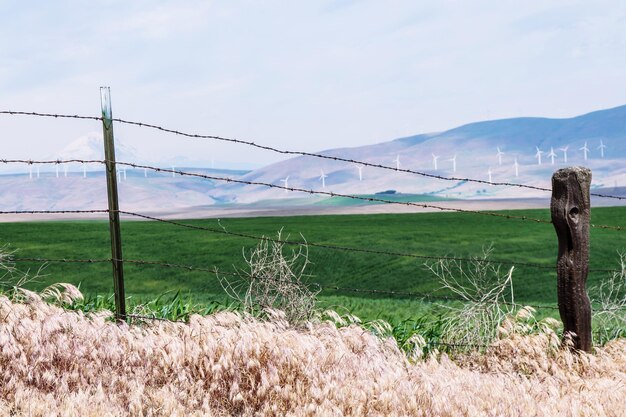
[100,87,126,321]
[550,166,592,352]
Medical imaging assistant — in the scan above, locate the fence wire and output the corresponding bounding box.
[0,209,109,215]
[1,110,624,201]
[117,162,626,231]
[10,256,624,312]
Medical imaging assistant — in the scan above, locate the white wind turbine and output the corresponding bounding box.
[55,165,59,178]
[580,142,589,161]
[560,145,569,163]
[513,157,519,177]
[319,169,327,188]
[144,167,148,178]
[547,147,557,165]
[448,155,457,173]
[598,140,607,158]
[171,166,176,178]
[83,164,87,178]
[28,165,32,180]
[122,168,127,180]
[535,147,543,165]
[356,165,364,181]
[496,147,504,165]
[64,165,68,177]
[36,166,40,179]
[487,167,493,183]
[432,153,439,170]
[280,176,289,192]
[393,155,401,171]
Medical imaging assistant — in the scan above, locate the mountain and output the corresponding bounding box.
[2,105,625,214]
[213,105,626,203]
[54,132,139,162]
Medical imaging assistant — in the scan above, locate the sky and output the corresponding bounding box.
[1,0,626,168]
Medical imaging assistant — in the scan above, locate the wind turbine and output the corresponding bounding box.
[83,165,87,178]
[319,169,327,188]
[356,165,364,181]
[487,167,493,183]
[547,147,557,165]
[55,165,59,178]
[432,153,439,170]
[280,176,289,192]
[171,166,176,178]
[535,147,543,165]
[393,155,401,171]
[36,166,40,179]
[496,147,504,165]
[28,165,32,180]
[598,140,607,158]
[579,142,589,161]
[560,145,569,163]
[64,165,68,177]
[513,158,519,177]
[448,155,457,173]
[122,168,127,180]
[144,167,148,178]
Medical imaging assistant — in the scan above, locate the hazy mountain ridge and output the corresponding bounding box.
[3,105,626,212]
[214,105,626,203]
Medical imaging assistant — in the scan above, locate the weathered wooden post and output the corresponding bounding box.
[550,167,592,352]
[100,87,126,321]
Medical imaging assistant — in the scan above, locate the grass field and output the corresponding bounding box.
[2,206,625,323]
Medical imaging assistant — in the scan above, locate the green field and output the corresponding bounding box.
[1,206,625,323]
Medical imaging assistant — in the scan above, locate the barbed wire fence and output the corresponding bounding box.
[1,95,625,351]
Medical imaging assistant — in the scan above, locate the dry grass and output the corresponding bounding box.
[1,287,625,416]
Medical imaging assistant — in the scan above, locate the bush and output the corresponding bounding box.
[218,230,319,326]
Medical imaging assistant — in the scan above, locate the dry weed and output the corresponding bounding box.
[219,230,319,326]
[0,286,625,416]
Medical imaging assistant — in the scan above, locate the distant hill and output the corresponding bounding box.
[213,105,626,203]
[2,105,625,212]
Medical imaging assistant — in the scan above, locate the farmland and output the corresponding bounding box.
[2,206,625,323]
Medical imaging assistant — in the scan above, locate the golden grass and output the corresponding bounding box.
[0,291,625,416]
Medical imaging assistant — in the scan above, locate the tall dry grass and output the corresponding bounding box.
[0,287,625,416]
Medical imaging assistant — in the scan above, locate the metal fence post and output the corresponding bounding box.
[550,166,592,352]
[100,87,126,321]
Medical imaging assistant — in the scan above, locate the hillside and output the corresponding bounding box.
[1,105,625,212]
[216,104,626,203]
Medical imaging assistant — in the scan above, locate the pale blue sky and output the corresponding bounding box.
[1,0,625,167]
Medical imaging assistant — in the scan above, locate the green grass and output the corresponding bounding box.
[1,206,625,324]
[313,193,454,206]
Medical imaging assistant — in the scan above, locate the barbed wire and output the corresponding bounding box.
[116,162,557,225]
[109,117,626,201]
[0,111,102,122]
[116,210,623,273]
[1,110,624,201]
[4,155,622,230]
[0,158,104,165]
[0,209,109,215]
[116,162,626,231]
[109,258,623,312]
[8,255,624,312]
[13,257,111,264]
